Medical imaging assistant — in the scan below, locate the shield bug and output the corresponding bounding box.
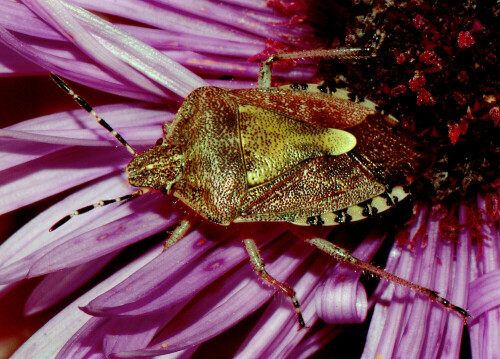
[50,34,468,327]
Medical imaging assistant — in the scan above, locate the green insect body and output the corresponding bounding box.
[127,84,427,228]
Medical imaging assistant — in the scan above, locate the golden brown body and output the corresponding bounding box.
[127,84,428,226]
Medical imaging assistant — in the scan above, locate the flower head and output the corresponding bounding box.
[0,1,498,358]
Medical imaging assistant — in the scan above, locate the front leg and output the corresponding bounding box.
[258,32,385,88]
[163,217,197,251]
[243,238,306,328]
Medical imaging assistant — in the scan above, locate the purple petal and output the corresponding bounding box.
[234,249,327,358]
[393,209,448,358]
[362,206,429,358]
[218,0,276,13]
[85,223,286,315]
[0,104,168,168]
[0,26,161,103]
[286,325,345,359]
[56,315,164,358]
[468,194,500,359]
[71,0,263,42]
[55,270,197,359]
[0,0,65,41]
[9,104,167,132]
[112,233,313,357]
[420,233,455,358]
[0,42,45,75]
[0,282,16,299]
[84,225,232,315]
[143,0,285,39]
[0,146,128,215]
[24,252,117,315]
[0,173,128,268]
[10,243,163,359]
[0,137,64,172]
[164,50,315,81]
[316,230,385,324]
[439,205,471,359]
[0,174,168,283]
[27,195,179,277]
[102,317,167,357]
[56,317,112,358]
[468,270,500,318]
[1,5,206,101]
[121,26,265,58]
[25,1,207,96]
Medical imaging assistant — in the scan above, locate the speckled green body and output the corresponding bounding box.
[127,84,428,226]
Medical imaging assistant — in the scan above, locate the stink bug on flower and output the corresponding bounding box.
[50,33,469,328]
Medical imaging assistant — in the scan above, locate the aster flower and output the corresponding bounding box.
[0,1,498,359]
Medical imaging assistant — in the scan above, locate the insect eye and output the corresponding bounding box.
[155,138,164,146]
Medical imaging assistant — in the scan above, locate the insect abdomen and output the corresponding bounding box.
[290,185,408,226]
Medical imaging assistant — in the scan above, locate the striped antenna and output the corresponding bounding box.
[49,188,151,232]
[50,74,137,156]
[49,74,147,231]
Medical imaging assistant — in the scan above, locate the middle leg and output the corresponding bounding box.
[243,237,306,328]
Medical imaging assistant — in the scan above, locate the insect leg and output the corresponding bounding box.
[305,237,469,320]
[258,32,385,88]
[49,188,151,231]
[50,74,137,156]
[243,238,306,328]
[163,218,196,251]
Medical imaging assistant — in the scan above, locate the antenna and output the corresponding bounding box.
[49,188,151,231]
[50,74,137,156]
[49,74,149,231]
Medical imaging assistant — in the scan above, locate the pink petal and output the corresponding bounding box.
[24,252,117,315]
[362,207,429,358]
[56,317,114,358]
[9,103,169,134]
[24,0,207,96]
[0,26,162,102]
[102,317,167,357]
[0,137,63,172]
[0,174,171,283]
[0,42,45,75]
[85,223,286,315]
[0,146,128,215]
[27,194,179,277]
[316,230,385,324]
[468,270,500,317]
[0,104,167,169]
[439,205,470,359]
[0,0,65,41]
[234,247,326,358]
[121,26,265,57]
[71,0,263,42]
[393,210,445,358]
[10,243,163,359]
[113,233,312,357]
[469,194,500,359]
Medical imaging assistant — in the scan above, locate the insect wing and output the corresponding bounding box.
[236,153,387,224]
[231,86,376,129]
[231,86,429,225]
